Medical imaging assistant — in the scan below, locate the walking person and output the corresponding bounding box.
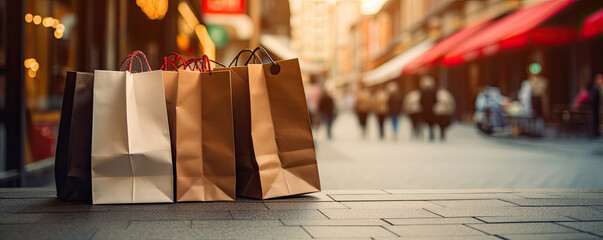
[419,76,437,141]
[373,86,389,140]
[403,90,422,139]
[387,82,403,140]
[529,73,549,136]
[305,76,323,130]
[319,89,336,140]
[355,87,371,138]
[434,87,455,141]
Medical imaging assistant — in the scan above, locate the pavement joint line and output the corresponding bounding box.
[553,222,603,238]
[463,223,493,236]
[316,209,331,220]
[497,199,522,207]
[472,216,488,223]
[380,224,401,238]
[421,208,445,218]
[492,234,508,240]
[325,194,338,201]
[380,218,394,226]
[227,210,234,220]
[299,225,315,239]
[278,219,286,226]
[426,200,447,207]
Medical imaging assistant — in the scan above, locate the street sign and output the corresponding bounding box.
[202,0,246,14]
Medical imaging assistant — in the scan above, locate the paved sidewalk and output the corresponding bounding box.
[1,188,602,239]
[314,112,603,190]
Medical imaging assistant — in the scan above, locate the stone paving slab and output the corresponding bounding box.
[430,199,518,208]
[303,226,397,238]
[384,224,487,237]
[499,232,601,240]
[329,193,523,201]
[557,222,603,235]
[466,222,579,235]
[282,219,388,226]
[383,217,483,225]
[1,188,603,239]
[341,200,441,209]
[475,216,578,223]
[501,198,603,206]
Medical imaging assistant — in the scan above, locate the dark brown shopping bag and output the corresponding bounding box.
[55,71,94,202]
[170,56,236,202]
[242,47,321,199]
[215,49,262,198]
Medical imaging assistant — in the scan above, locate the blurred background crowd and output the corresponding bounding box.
[1,0,602,188]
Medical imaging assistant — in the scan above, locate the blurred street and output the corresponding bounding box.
[315,111,603,190]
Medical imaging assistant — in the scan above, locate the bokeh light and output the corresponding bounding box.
[24,13,33,23]
[33,15,41,25]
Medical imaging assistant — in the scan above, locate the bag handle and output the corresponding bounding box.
[188,55,226,73]
[244,47,280,75]
[157,52,189,71]
[229,48,261,67]
[119,50,151,73]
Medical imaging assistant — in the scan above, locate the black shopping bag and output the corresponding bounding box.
[55,71,94,202]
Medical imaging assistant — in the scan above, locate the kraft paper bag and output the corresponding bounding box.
[55,71,93,202]
[91,68,174,204]
[244,58,321,199]
[172,70,236,202]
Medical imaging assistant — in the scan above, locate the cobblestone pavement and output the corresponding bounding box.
[314,112,603,190]
[1,188,602,239]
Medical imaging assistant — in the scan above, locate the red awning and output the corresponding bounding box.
[582,7,603,39]
[402,20,491,75]
[443,0,576,67]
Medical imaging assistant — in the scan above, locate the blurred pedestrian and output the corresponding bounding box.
[529,73,549,136]
[387,82,403,140]
[403,90,422,139]
[588,74,602,137]
[355,87,371,138]
[373,86,389,140]
[305,76,323,130]
[419,76,437,141]
[434,87,455,141]
[319,89,336,139]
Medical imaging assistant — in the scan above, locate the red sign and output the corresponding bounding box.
[202,0,246,14]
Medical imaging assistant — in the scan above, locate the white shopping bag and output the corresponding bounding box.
[91,51,173,204]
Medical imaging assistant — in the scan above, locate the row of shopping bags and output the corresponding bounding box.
[55,48,321,204]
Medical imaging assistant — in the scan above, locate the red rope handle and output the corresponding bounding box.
[158,57,179,71]
[119,50,151,73]
[157,52,189,71]
[119,53,144,73]
[185,55,225,73]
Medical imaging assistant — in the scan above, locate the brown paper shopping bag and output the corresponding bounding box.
[168,56,236,202]
[241,47,321,199]
[55,71,94,202]
[91,51,174,204]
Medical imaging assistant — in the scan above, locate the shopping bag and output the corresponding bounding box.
[170,56,236,202]
[91,51,174,204]
[216,49,262,198]
[158,53,190,164]
[55,71,94,202]
[243,47,321,199]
